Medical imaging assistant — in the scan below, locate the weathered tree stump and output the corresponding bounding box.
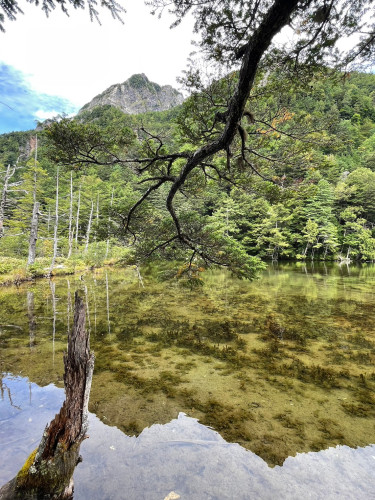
[0,292,94,500]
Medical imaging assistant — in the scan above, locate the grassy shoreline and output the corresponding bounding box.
[0,255,128,286]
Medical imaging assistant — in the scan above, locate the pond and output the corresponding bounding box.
[0,263,375,498]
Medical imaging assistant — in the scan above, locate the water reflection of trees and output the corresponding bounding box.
[27,291,36,348]
[0,377,21,410]
[1,265,375,467]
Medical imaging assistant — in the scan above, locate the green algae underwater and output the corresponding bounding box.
[0,263,374,467]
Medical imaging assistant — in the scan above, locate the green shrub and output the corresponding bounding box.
[0,257,24,274]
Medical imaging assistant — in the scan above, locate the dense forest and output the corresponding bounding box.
[1,70,375,281]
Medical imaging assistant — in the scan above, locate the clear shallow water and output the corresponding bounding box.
[1,375,375,499]
[0,263,375,496]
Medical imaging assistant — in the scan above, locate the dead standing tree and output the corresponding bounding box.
[0,153,27,239]
[0,164,16,237]
[0,293,94,500]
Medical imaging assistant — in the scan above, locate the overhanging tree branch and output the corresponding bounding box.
[44,0,375,276]
[162,0,300,244]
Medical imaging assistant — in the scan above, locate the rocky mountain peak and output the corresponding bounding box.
[79,74,184,115]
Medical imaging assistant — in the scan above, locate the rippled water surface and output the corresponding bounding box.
[1,263,375,498]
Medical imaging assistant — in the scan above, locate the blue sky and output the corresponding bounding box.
[0,63,78,134]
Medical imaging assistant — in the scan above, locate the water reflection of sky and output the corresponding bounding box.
[1,375,374,499]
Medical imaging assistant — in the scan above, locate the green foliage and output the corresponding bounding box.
[1,70,375,271]
[0,131,33,164]
[45,118,135,168]
[128,74,161,92]
[0,257,24,274]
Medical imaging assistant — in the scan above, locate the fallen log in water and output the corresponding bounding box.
[0,292,94,500]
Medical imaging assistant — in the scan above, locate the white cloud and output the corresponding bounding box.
[1,2,195,107]
[34,109,60,120]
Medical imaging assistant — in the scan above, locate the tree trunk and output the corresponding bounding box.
[0,293,94,500]
[94,193,99,258]
[27,141,40,266]
[75,185,81,248]
[0,164,15,237]
[47,207,51,236]
[27,201,40,266]
[67,171,74,259]
[49,168,59,276]
[105,187,114,259]
[272,246,278,261]
[135,265,144,288]
[96,193,99,226]
[84,199,94,254]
